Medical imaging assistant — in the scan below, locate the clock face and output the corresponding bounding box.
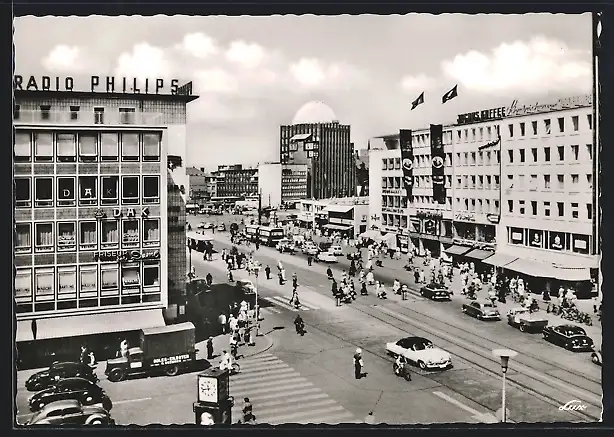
[198,377,218,403]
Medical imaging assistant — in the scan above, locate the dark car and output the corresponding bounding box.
[542,324,595,352]
[462,300,501,320]
[591,349,602,365]
[27,399,115,425]
[26,362,99,392]
[420,283,451,301]
[29,377,109,412]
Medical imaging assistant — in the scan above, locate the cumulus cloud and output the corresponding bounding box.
[289,58,366,90]
[400,74,437,94]
[176,32,219,59]
[115,42,174,80]
[42,45,91,73]
[441,36,591,95]
[194,68,239,93]
[225,40,266,68]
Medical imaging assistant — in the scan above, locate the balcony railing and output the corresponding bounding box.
[14,110,164,126]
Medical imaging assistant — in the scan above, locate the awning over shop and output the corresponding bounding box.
[464,248,495,261]
[290,133,312,141]
[324,223,353,231]
[482,252,518,267]
[503,258,591,281]
[444,245,472,256]
[360,230,381,240]
[324,204,353,213]
[187,231,213,242]
[16,309,166,342]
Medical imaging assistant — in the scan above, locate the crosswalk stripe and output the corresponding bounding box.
[233,398,337,419]
[245,392,330,409]
[231,380,314,396]
[231,374,307,390]
[263,295,320,311]
[239,387,323,402]
[238,362,290,373]
[237,356,284,367]
[231,371,302,386]
[261,405,348,424]
[263,296,299,311]
[231,368,298,383]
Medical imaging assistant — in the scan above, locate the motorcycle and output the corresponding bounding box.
[393,362,412,381]
[403,264,413,271]
[295,322,306,336]
[375,260,384,267]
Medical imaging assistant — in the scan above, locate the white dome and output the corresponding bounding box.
[292,101,337,125]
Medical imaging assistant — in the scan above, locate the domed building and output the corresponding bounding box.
[279,101,355,205]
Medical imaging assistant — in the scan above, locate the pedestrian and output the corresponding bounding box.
[80,345,89,364]
[229,335,238,360]
[354,348,364,379]
[278,272,283,285]
[265,265,271,280]
[206,272,213,287]
[307,255,313,266]
[207,336,214,359]
[219,313,227,334]
[242,397,255,423]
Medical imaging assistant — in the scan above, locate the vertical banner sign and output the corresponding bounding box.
[430,124,446,204]
[399,129,414,200]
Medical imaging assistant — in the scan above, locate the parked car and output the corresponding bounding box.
[197,222,206,229]
[203,222,214,229]
[506,307,548,333]
[26,362,99,392]
[235,279,256,295]
[317,251,338,263]
[29,377,109,412]
[462,300,501,320]
[419,283,451,301]
[302,242,319,255]
[591,348,602,365]
[329,245,344,256]
[276,239,296,254]
[346,251,362,261]
[216,223,226,231]
[542,324,595,352]
[386,336,452,370]
[27,400,115,425]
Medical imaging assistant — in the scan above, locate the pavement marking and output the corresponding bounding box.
[113,397,153,405]
[432,391,499,424]
[264,295,319,312]
[378,306,602,405]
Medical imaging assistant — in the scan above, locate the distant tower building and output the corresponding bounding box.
[279,101,355,200]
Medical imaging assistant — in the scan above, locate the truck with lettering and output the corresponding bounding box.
[104,322,209,382]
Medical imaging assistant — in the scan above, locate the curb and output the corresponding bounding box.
[242,334,274,358]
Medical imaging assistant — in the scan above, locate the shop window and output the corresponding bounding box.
[544,201,551,217]
[101,265,119,296]
[79,221,97,250]
[57,177,76,206]
[15,223,31,253]
[143,176,160,204]
[122,176,139,204]
[35,178,53,207]
[101,220,119,249]
[35,223,54,252]
[79,177,97,206]
[34,267,55,302]
[78,133,97,162]
[143,219,160,247]
[58,266,77,300]
[14,132,32,162]
[143,261,161,288]
[143,133,161,162]
[34,132,54,162]
[122,220,139,247]
[57,133,77,162]
[15,178,31,208]
[57,222,76,251]
[101,176,119,205]
[40,105,51,120]
[14,268,32,302]
[79,265,98,299]
[121,264,141,289]
[100,133,119,161]
[121,133,140,161]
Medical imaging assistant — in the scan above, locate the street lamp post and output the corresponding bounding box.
[492,348,518,423]
[254,266,261,337]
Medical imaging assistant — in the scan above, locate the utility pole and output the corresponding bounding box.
[258,189,262,226]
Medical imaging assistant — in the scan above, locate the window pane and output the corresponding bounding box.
[57,178,76,205]
[35,178,53,206]
[15,269,32,300]
[143,133,160,158]
[35,132,53,158]
[101,177,118,200]
[100,133,119,158]
[57,222,76,249]
[101,221,119,246]
[143,263,160,287]
[79,177,97,203]
[122,220,139,245]
[122,265,141,288]
[58,268,77,298]
[80,268,98,295]
[122,177,139,203]
[15,224,31,252]
[143,176,159,202]
[15,178,31,206]
[101,268,119,290]
[80,222,97,248]
[143,219,160,244]
[35,223,53,249]
[79,134,97,155]
[56,133,76,158]
[14,132,32,158]
[122,133,139,158]
[35,269,55,299]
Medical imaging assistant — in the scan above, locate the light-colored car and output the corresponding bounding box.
[216,223,226,231]
[302,242,318,255]
[317,251,338,263]
[386,336,452,370]
[462,300,501,320]
[197,222,206,229]
[203,222,214,229]
[329,245,343,256]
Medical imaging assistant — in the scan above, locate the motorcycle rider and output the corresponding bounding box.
[393,279,401,295]
[294,314,305,335]
[360,282,368,296]
[394,355,404,375]
[220,350,232,371]
[327,267,334,280]
[377,283,387,299]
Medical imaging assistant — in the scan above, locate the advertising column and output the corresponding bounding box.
[399,129,414,201]
[430,124,446,204]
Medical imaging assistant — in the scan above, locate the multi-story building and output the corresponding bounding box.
[297,197,368,237]
[280,101,355,200]
[186,166,217,202]
[368,126,454,255]
[496,94,598,290]
[281,163,308,205]
[212,164,258,199]
[13,84,198,361]
[354,147,370,197]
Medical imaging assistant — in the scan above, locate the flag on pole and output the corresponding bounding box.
[442,85,458,104]
[411,92,425,110]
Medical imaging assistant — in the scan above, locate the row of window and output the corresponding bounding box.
[506,114,592,138]
[15,175,160,208]
[407,131,454,147]
[14,262,161,310]
[506,200,593,220]
[14,219,161,254]
[454,150,502,167]
[381,196,409,209]
[382,154,454,171]
[455,198,501,215]
[15,105,143,124]
[455,125,501,143]
[506,227,590,255]
[506,144,592,164]
[455,175,501,190]
[282,178,307,183]
[14,131,161,163]
[407,196,453,209]
[505,173,593,191]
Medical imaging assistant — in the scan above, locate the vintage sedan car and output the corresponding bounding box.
[302,243,319,256]
[26,362,99,392]
[419,283,451,301]
[542,324,595,352]
[317,251,338,263]
[216,223,226,231]
[462,300,501,320]
[27,399,115,425]
[29,377,109,412]
[329,245,344,256]
[346,251,362,261]
[386,336,452,370]
[506,307,548,333]
[276,239,296,254]
[235,279,256,295]
[203,222,214,229]
[197,222,206,229]
[591,349,602,365]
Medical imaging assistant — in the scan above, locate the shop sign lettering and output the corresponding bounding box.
[455,212,475,222]
[383,189,404,195]
[382,207,403,214]
[14,75,185,95]
[152,354,191,366]
[94,249,160,262]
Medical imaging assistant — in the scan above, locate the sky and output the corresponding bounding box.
[14,14,592,170]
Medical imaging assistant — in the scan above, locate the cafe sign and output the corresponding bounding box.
[455,212,475,222]
[94,249,161,262]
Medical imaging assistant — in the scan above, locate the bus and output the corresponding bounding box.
[258,226,285,247]
[245,224,260,242]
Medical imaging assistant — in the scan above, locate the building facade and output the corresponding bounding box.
[212,164,258,199]
[13,88,198,346]
[281,163,308,204]
[297,197,368,237]
[186,166,217,202]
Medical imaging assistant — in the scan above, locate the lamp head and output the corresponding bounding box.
[492,349,518,373]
